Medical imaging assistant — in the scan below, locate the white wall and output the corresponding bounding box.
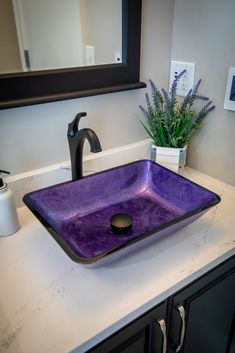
[0,0,175,175]
[171,0,235,186]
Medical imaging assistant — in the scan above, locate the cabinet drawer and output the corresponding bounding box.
[168,255,235,353]
[87,301,167,353]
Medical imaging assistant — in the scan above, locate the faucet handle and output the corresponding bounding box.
[67,112,87,137]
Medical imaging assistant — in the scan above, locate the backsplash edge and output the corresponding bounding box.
[9,139,151,208]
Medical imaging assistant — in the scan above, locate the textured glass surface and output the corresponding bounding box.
[24,160,220,262]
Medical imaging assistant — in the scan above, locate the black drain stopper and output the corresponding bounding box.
[110,213,133,234]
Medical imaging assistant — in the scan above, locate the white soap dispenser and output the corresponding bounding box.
[0,170,20,236]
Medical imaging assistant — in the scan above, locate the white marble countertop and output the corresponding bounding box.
[0,168,235,353]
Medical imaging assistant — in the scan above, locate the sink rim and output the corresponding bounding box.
[23,160,221,265]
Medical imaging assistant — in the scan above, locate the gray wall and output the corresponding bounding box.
[171,0,235,185]
[0,0,175,175]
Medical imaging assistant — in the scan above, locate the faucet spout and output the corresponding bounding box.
[67,112,102,180]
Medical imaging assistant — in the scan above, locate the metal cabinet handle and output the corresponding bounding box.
[176,305,186,352]
[157,318,167,353]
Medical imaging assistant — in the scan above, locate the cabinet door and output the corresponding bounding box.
[87,301,167,353]
[168,255,235,353]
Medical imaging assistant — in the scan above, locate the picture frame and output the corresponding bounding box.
[224,66,235,111]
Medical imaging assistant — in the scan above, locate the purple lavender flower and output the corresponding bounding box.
[180,91,209,113]
[195,95,209,101]
[138,75,215,149]
[193,101,215,127]
[162,88,170,114]
[149,79,162,109]
[205,105,215,114]
[170,69,187,102]
[139,105,148,118]
[199,101,215,118]
[190,79,202,102]
[149,79,159,95]
[180,88,192,113]
[145,93,153,115]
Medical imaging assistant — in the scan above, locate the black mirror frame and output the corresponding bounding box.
[0,0,145,110]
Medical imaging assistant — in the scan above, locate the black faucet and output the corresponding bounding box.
[67,112,102,180]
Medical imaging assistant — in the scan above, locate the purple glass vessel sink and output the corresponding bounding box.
[23,160,220,265]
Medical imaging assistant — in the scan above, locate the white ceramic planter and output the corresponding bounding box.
[151,144,187,173]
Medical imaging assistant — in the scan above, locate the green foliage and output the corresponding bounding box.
[139,72,215,148]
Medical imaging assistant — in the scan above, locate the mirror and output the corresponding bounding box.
[0,0,145,109]
[0,0,122,73]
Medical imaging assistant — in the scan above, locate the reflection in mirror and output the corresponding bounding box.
[0,0,122,74]
[0,0,144,109]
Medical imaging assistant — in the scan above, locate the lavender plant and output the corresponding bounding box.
[139,71,215,148]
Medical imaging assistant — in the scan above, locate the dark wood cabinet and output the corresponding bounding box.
[87,301,167,353]
[87,255,235,353]
[168,255,235,353]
